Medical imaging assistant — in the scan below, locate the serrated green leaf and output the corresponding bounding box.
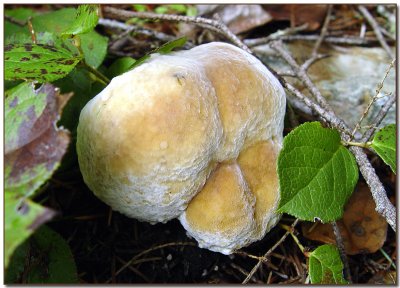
[62,5,99,36]
[277,122,359,222]
[5,192,55,268]
[80,30,108,68]
[5,83,70,197]
[309,244,348,284]
[5,225,78,283]
[5,8,37,36]
[371,124,396,173]
[32,8,76,34]
[129,37,187,70]
[5,43,82,82]
[106,57,136,78]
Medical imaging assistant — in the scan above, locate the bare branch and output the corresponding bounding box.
[312,4,333,56]
[361,94,396,142]
[332,222,352,283]
[98,18,178,43]
[351,59,396,140]
[242,219,300,284]
[358,5,394,59]
[246,34,393,47]
[102,6,251,54]
[349,146,396,231]
[269,40,396,232]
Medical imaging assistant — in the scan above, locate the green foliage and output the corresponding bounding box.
[5,192,55,268]
[6,225,78,284]
[5,43,81,83]
[106,57,136,78]
[309,244,348,284]
[371,124,396,173]
[277,122,359,222]
[80,31,108,68]
[62,5,99,36]
[129,36,187,70]
[5,6,108,83]
[154,4,197,16]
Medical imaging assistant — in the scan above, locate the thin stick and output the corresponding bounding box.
[246,34,392,47]
[114,242,196,277]
[242,219,299,284]
[98,18,176,43]
[102,6,251,54]
[358,5,394,59]
[332,222,352,283]
[351,59,395,139]
[244,23,309,47]
[361,94,396,142]
[312,4,333,56]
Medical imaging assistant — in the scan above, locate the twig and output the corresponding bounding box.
[270,41,343,123]
[114,242,196,277]
[4,14,26,26]
[358,5,394,59]
[360,94,396,142]
[242,219,299,284]
[351,59,396,140]
[244,23,309,47]
[246,34,393,47]
[102,6,251,54]
[349,146,396,231]
[301,53,330,72]
[332,222,352,283]
[270,40,396,232]
[98,18,186,44]
[312,4,333,56]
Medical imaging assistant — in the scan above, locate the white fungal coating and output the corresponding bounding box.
[77,42,286,253]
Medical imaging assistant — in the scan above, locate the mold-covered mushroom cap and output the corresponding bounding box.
[77,42,286,253]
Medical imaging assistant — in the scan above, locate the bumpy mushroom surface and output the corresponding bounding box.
[77,42,286,254]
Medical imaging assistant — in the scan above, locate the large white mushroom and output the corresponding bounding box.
[77,42,286,254]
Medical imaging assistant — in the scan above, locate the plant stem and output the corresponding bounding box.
[280,223,309,257]
[83,62,110,85]
[342,141,371,148]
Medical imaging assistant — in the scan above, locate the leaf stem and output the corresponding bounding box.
[83,62,110,85]
[342,141,371,148]
[280,223,309,257]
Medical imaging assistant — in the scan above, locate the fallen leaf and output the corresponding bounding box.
[196,5,272,34]
[263,4,329,31]
[302,182,388,255]
[5,83,72,198]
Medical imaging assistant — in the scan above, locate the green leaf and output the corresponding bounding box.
[106,57,136,78]
[62,5,99,36]
[80,30,108,68]
[129,37,187,70]
[371,124,396,173]
[309,244,348,284]
[277,122,359,222]
[5,83,71,197]
[32,8,76,34]
[5,8,37,36]
[5,192,55,268]
[5,43,82,82]
[6,225,78,283]
[156,36,187,54]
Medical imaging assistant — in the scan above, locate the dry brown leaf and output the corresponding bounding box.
[263,4,329,31]
[302,182,388,255]
[197,5,272,34]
